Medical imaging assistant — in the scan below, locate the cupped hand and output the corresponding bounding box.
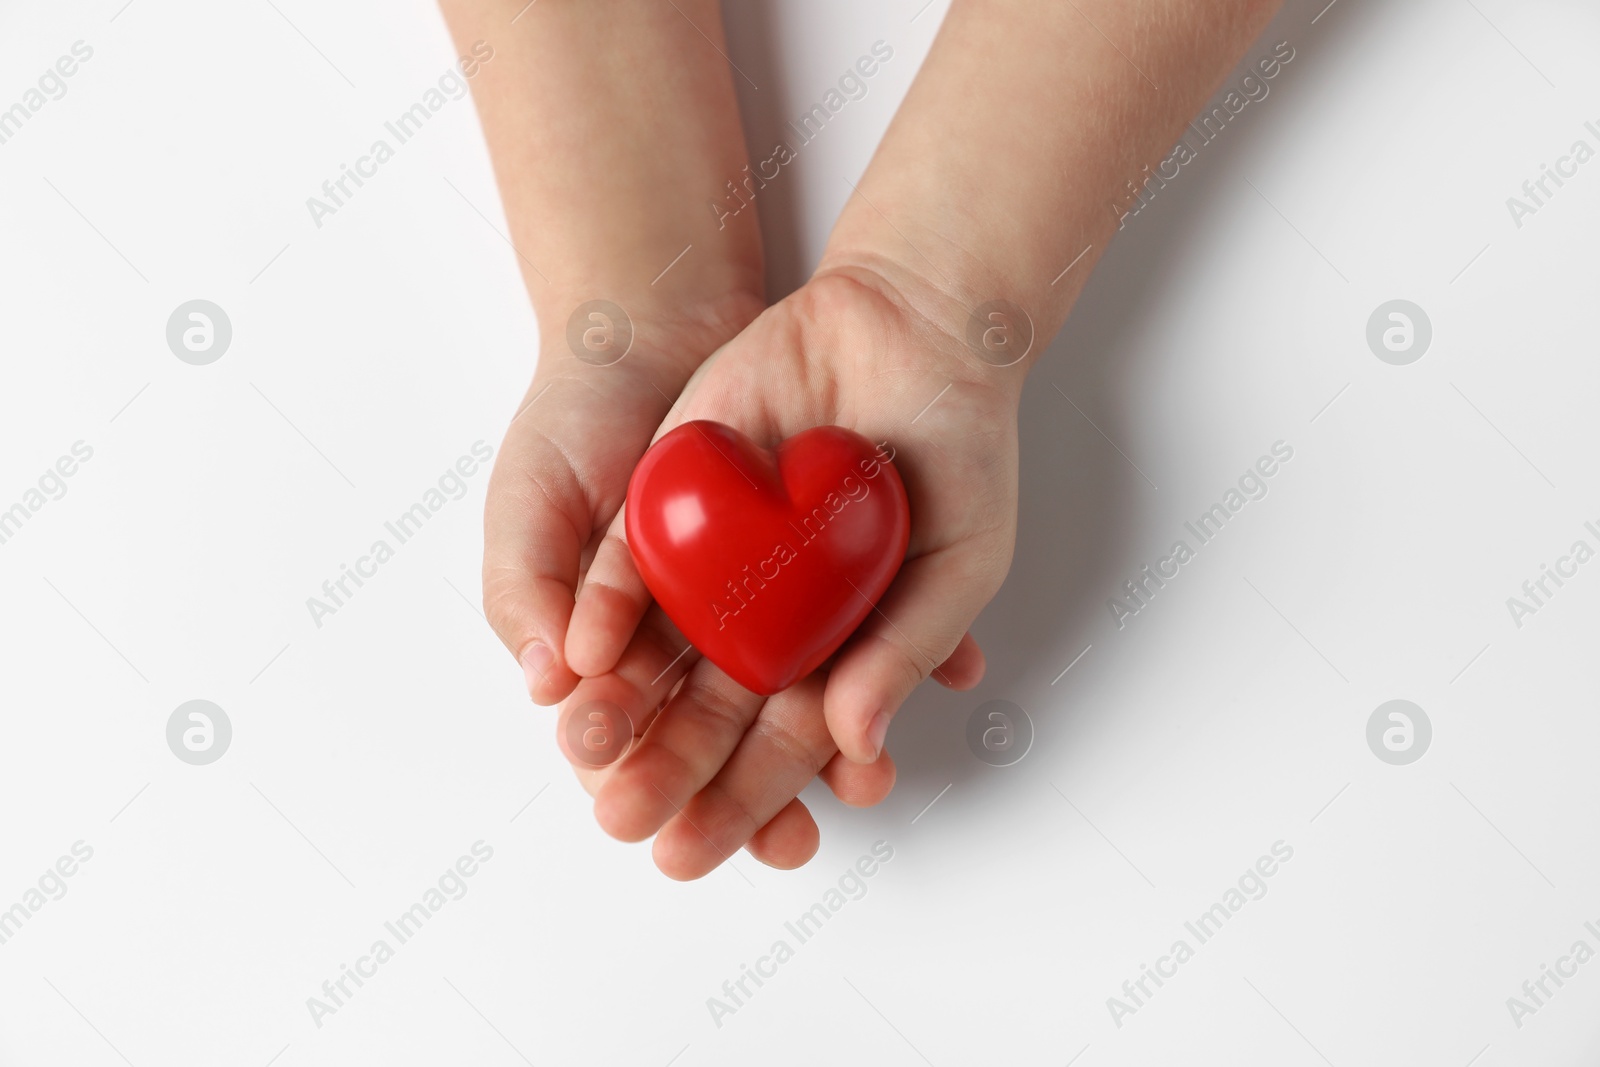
[559,261,1024,878]
[481,293,760,705]
[482,289,900,873]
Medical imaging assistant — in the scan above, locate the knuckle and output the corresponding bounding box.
[636,624,689,683]
[577,538,645,604]
[480,585,525,646]
[598,530,632,561]
[684,682,750,738]
[869,630,935,692]
[612,745,694,809]
[749,716,831,777]
[699,780,765,843]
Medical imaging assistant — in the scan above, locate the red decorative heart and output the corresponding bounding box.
[625,421,910,696]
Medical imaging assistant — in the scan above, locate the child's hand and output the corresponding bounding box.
[445,0,768,703]
[558,261,1018,878]
[481,295,761,705]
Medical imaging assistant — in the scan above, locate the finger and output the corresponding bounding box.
[743,798,820,870]
[483,412,590,705]
[818,748,897,808]
[554,606,700,773]
[564,365,765,679]
[570,763,607,799]
[934,631,987,690]
[824,548,1003,763]
[592,657,764,843]
[653,674,836,880]
[566,506,652,678]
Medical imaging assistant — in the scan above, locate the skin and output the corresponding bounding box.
[441,0,894,871]
[448,0,1282,877]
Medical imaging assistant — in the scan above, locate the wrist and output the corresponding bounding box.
[538,285,765,386]
[812,243,1038,397]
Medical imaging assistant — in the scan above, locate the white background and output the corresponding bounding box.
[2,0,1599,1064]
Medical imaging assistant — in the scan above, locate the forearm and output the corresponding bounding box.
[819,0,1281,353]
[441,0,764,370]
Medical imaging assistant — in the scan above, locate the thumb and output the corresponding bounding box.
[482,416,588,704]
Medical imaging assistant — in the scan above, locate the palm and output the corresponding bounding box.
[674,271,1019,566]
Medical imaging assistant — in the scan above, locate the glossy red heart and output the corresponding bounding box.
[625,421,910,696]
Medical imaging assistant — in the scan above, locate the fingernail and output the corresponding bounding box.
[521,642,554,697]
[866,711,891,759]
